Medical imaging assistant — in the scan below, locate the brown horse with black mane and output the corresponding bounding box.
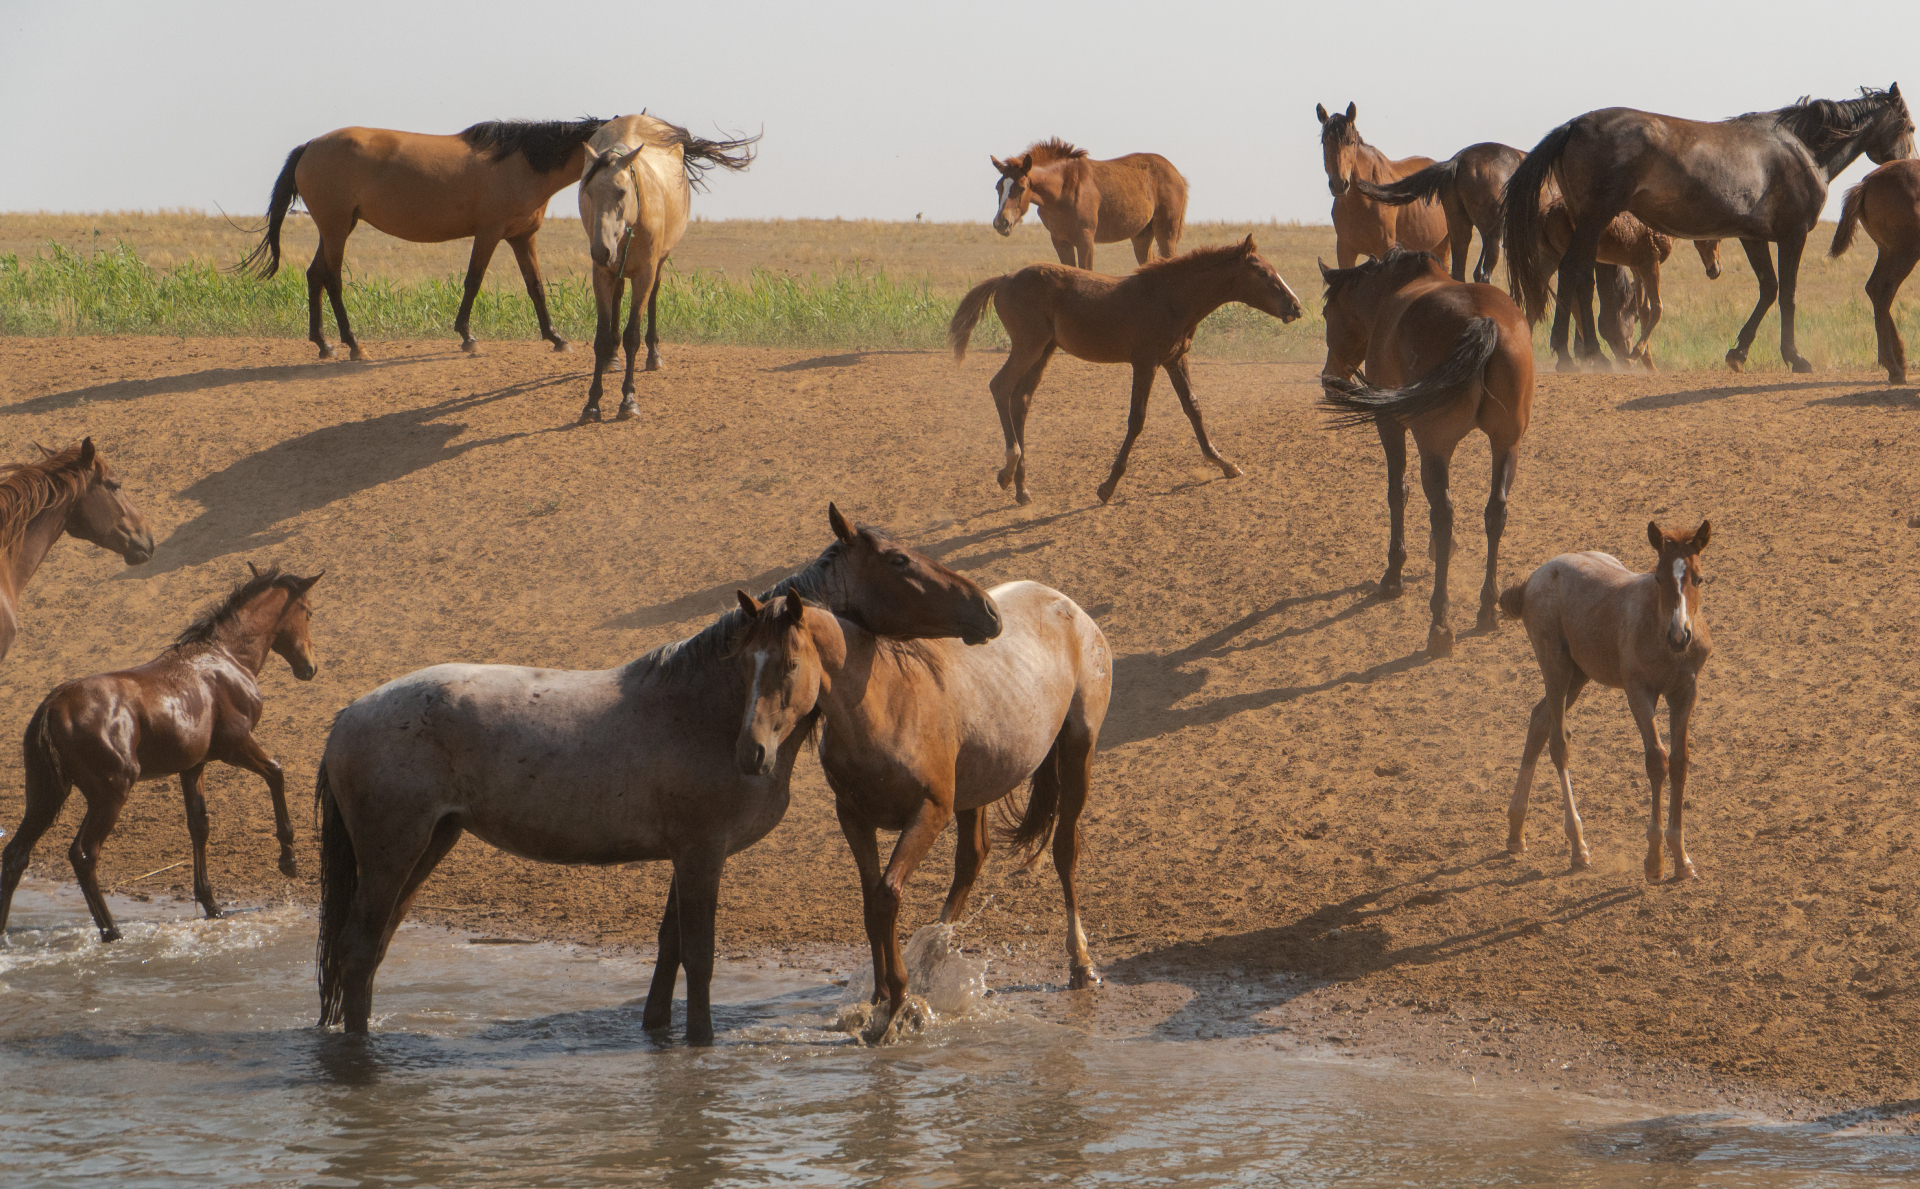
[0,439,153,665]
[1355,142,1521,283]
[1831,158,1920,382]
[0,566,322,942]
[949,237,1303,505]
[990,139,1187,269]
[1505,86,1914,372]
[1316,103,1449,269]
[243,117,608,359]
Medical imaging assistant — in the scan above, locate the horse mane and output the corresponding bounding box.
[1025,138,1089,165]
[1759,87,1903,154]
[0,443,95,554]
[459,117,608,174]
[175,566,304,647]
[1134,241,1253,276]
[1319,246,1436,299]
[1320,111,1365,149]
[582,114,759,191]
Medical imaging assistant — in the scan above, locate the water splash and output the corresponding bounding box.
[835,923,991,1044]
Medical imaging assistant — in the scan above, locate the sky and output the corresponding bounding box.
[1,0,1914,224]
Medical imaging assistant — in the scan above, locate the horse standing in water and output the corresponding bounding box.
[1318,249,1534,657]
[1831,158,1920,382]
[948,237,1303,505]
[0,439,153,665]
[243,118,609,359]
[1504,85,1914,372]
[0,567,323,941]
[734,580,1110,1035]
[575,114,757,423]
[1316,103,1450,269]
[988,139,1187,269]
[315,507,999,1044]
[1498,522,1713,882]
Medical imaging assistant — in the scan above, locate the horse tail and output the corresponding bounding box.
[315,760,355,1028]
[239,144,305,279]
[1502,119,1579,322]
[1163,164,1188,249]
[948,276,1005,362]
[1497,581,1527,620]
[996,734,1063,867]
[676,130,759,190]
[1353,158,1456,207]
[1830,180,1868,257]
[21,699,67,817]
[1320,317,1501,429]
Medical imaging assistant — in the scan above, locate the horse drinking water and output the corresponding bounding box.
[989,139,1187,269]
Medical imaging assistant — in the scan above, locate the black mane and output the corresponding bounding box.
[1764,87,1904,154]
[628,543,848,685]
[1321,245,1434,299]
[460,118,607,174]
[176,566,304,646]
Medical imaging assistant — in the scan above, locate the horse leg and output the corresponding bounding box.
[1477,444,1517,630]
[1096,364,1157,504]
[1553,223,1605,372]
[1008,344,1057,506]
[1053,720,1100,989]
[1543,660,1591,870]
[1626,686,1669,883]
[67,771,132,941]
[338,816,461,1032]
[1589,264,1627,368]
[0,756,75,936]
[1775,231,1812,373]
[1164,355,1240,479]
[939,807,990,924]
[1375,416,1409,597]
[871,796,954,1018]
[1726,238,1779,372]
[454,231,502,354]
[989,340,1048,501]
[669,847,726,1045]
[1418,448,1456,657]
[642,877,684,1030]
[305,248,334,360]
[616,271,646,421]
[835,803,892,1009]
[1666,680,1700,881]
[643,264,665,372]
[179,764,223,920]
[316,233,363,362]
[582,270,626,423]
[1447,205,1473,283]
[1631,260,1663,370]
[219,732,296,877]
[507,232,569,352]
[1507,697,1551,855]
[1473,213,1501,285]
[1131,230,1153,266]
[1074,236,1095,271]
[1865,248,1918,384]
[1050,238,1076,266]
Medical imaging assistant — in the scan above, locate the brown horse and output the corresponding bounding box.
[949,237,1303,505]
[1318,249,1534,657]
[734,580,1110,1032]
[1505,86,1914,372]
[0,439,153,664]
[315,507,1000,1043]
[1316,103,1450,269]
[989,139,1187,269]
[1536,204,1675,369]
[576,114,757,423]
[0,566,322,942]
[1498,522,1713,881]
[1831,158,1920,382]
[244,118,609,359]
[1355,142,1522,283]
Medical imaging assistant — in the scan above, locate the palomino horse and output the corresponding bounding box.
[734,580,1110,1031]
[1316,103,1450,269]
[1318,249,1533,657]
[0,439,153,664]
[1831,158,1920,382]
[0,566,322,941]
[949,237,1303,505]
[1355,142,1521,283]
[576,114,757,423]
[1505,85,1914,372]
[244,118,609,358]
[989,139,1186,269]
[315,507,1000,1043]
[1498,522,1713,881]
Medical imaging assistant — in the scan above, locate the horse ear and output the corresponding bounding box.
[1315,104,1329,124]
[1345,102,1357,121]
[247,561,261,578]
[1646,521,1664,553]
[294,570,325,594]
[1241,234,1258,255]
[1016,153,1033,173]
[78,437,96,468]
[1691,521,1712,553]
[736,589,762,615]
[612,144,644,172]
[1317,258,1332,280]
[783,591,806,624]
[828,502,856,543]
[1891,82,1901,98]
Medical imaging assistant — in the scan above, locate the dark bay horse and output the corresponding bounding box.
[735,580,1110,1035]
[1355,142,1521,283]
[1499,522,1713,881]
[0,439,153,664]
[1318,249,1534,657]
[315,507,1000,1043]
[0,567,322,941]
[1504,86,1914,372]
[948,237,1303,505]
[990,139,1187,269]
[1316,103,1450,269]
[1831,158,1920,382]
[243,118,608,359]
[576,114,756,423]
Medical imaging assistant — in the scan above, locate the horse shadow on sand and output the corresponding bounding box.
[1614,378,1862,412]
[3,355,452,418]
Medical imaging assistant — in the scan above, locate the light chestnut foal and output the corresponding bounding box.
[1498,521,1713,881]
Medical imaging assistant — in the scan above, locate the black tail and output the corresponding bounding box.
[1501,119,1579,321]
[1321,317,1501,428]
[238,144,305,279]
[675,129,759,190]
[315,762,355,1027]
[1353,157,1457,207]
[996,735,1063,866]
[20,700,67,821]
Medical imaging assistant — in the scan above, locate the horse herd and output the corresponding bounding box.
[0,83,1911,1044]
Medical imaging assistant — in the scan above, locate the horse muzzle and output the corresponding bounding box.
[1667,627,1693,653]
[121,532,155,566]
[1328,176,1350,198]
[992,216,1012,236]
[736,739,774,777]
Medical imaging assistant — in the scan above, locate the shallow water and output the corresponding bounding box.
[2,881,1915,1188]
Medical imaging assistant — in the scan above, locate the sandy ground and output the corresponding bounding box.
[0,334,1916,1123]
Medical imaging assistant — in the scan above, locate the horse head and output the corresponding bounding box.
[1866,82,1915,164]
[55,438,154,565]
[578,143,647,270]
[824,503,1001,644]
[733,590,823,777]
[990,153,1034,236]
[1648,520,1711,653]
[1317,248,1442,377]
[1695,239,1722,280]
[1228,236,1305,323]
[1316,102,1360,197]
[262,566,324,680]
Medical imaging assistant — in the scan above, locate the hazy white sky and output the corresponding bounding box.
[1,0,1913,223]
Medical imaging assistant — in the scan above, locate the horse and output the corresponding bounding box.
[1497,522,1713,882]
[1316,103,1450,269]
[314,506,1000,1043]
[0,566,322,942]
[1504,85,1914,373]
[1355,142,1521,283]
[576,114,757,423]
[1537,204,1675,369]
[1831,158,1920,382]
[988,139,1187,269]
[243,118,610,359]
[948,237,1303,505]
[0,439,153,665]
[1317,249,1534,658]
[733,580,1110,1033]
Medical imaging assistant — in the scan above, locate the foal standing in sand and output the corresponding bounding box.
[949,237,1303,505]
[1830,158,1920,382]
[989,139,1186,269]
[0,566,322,941]
[1498,523,1713,882]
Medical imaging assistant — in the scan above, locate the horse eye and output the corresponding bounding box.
[784,661,798,676]
[102,478,121,491]
[887,553,910,569]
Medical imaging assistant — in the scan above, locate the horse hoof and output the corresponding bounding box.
[203,905,224,920]
[551,339,572,354]
[1673,861,1699,882]
[1724,350,1746,372]
[461,341,480,355]
[1506,841,1527,857]
[317,345,336,360]
[1476,607,1499,632]
[1425,624,1454,658]
[1888,369,1907,385]
[1790,358,1813,374]
[1218,461,1243,480]
[1095,482,1117,504]
[101,927,122,943]
[1644,862,1663,884]
[348,347,367,362]
[279,857,297,878]
[1376,578,1404,599]
[578,405,602,425]
[616,400,638,421]
[1016,490,1033,507]
[1570,852,1592,872]
[996,469,1016,490]
[1069,964,1102,991]
[645,358,662,373]
[1555,358,1580,374]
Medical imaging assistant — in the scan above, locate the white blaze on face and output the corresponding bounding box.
[996,177,1013,208]
[1670,558,1691,641]
[745,648,772,731]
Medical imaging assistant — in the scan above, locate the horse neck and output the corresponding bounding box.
[534,144,594,197]
[5,500,73,599]
[1807,119,1886,181]
[1029,160,1076,206]
[210,593,287,676]
[1347,141,1393,184]
[1158,259,1246,321]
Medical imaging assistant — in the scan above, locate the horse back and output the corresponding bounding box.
[1517,554,1696,690]
[297,127,563,241]
[1087,154,1184,243]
